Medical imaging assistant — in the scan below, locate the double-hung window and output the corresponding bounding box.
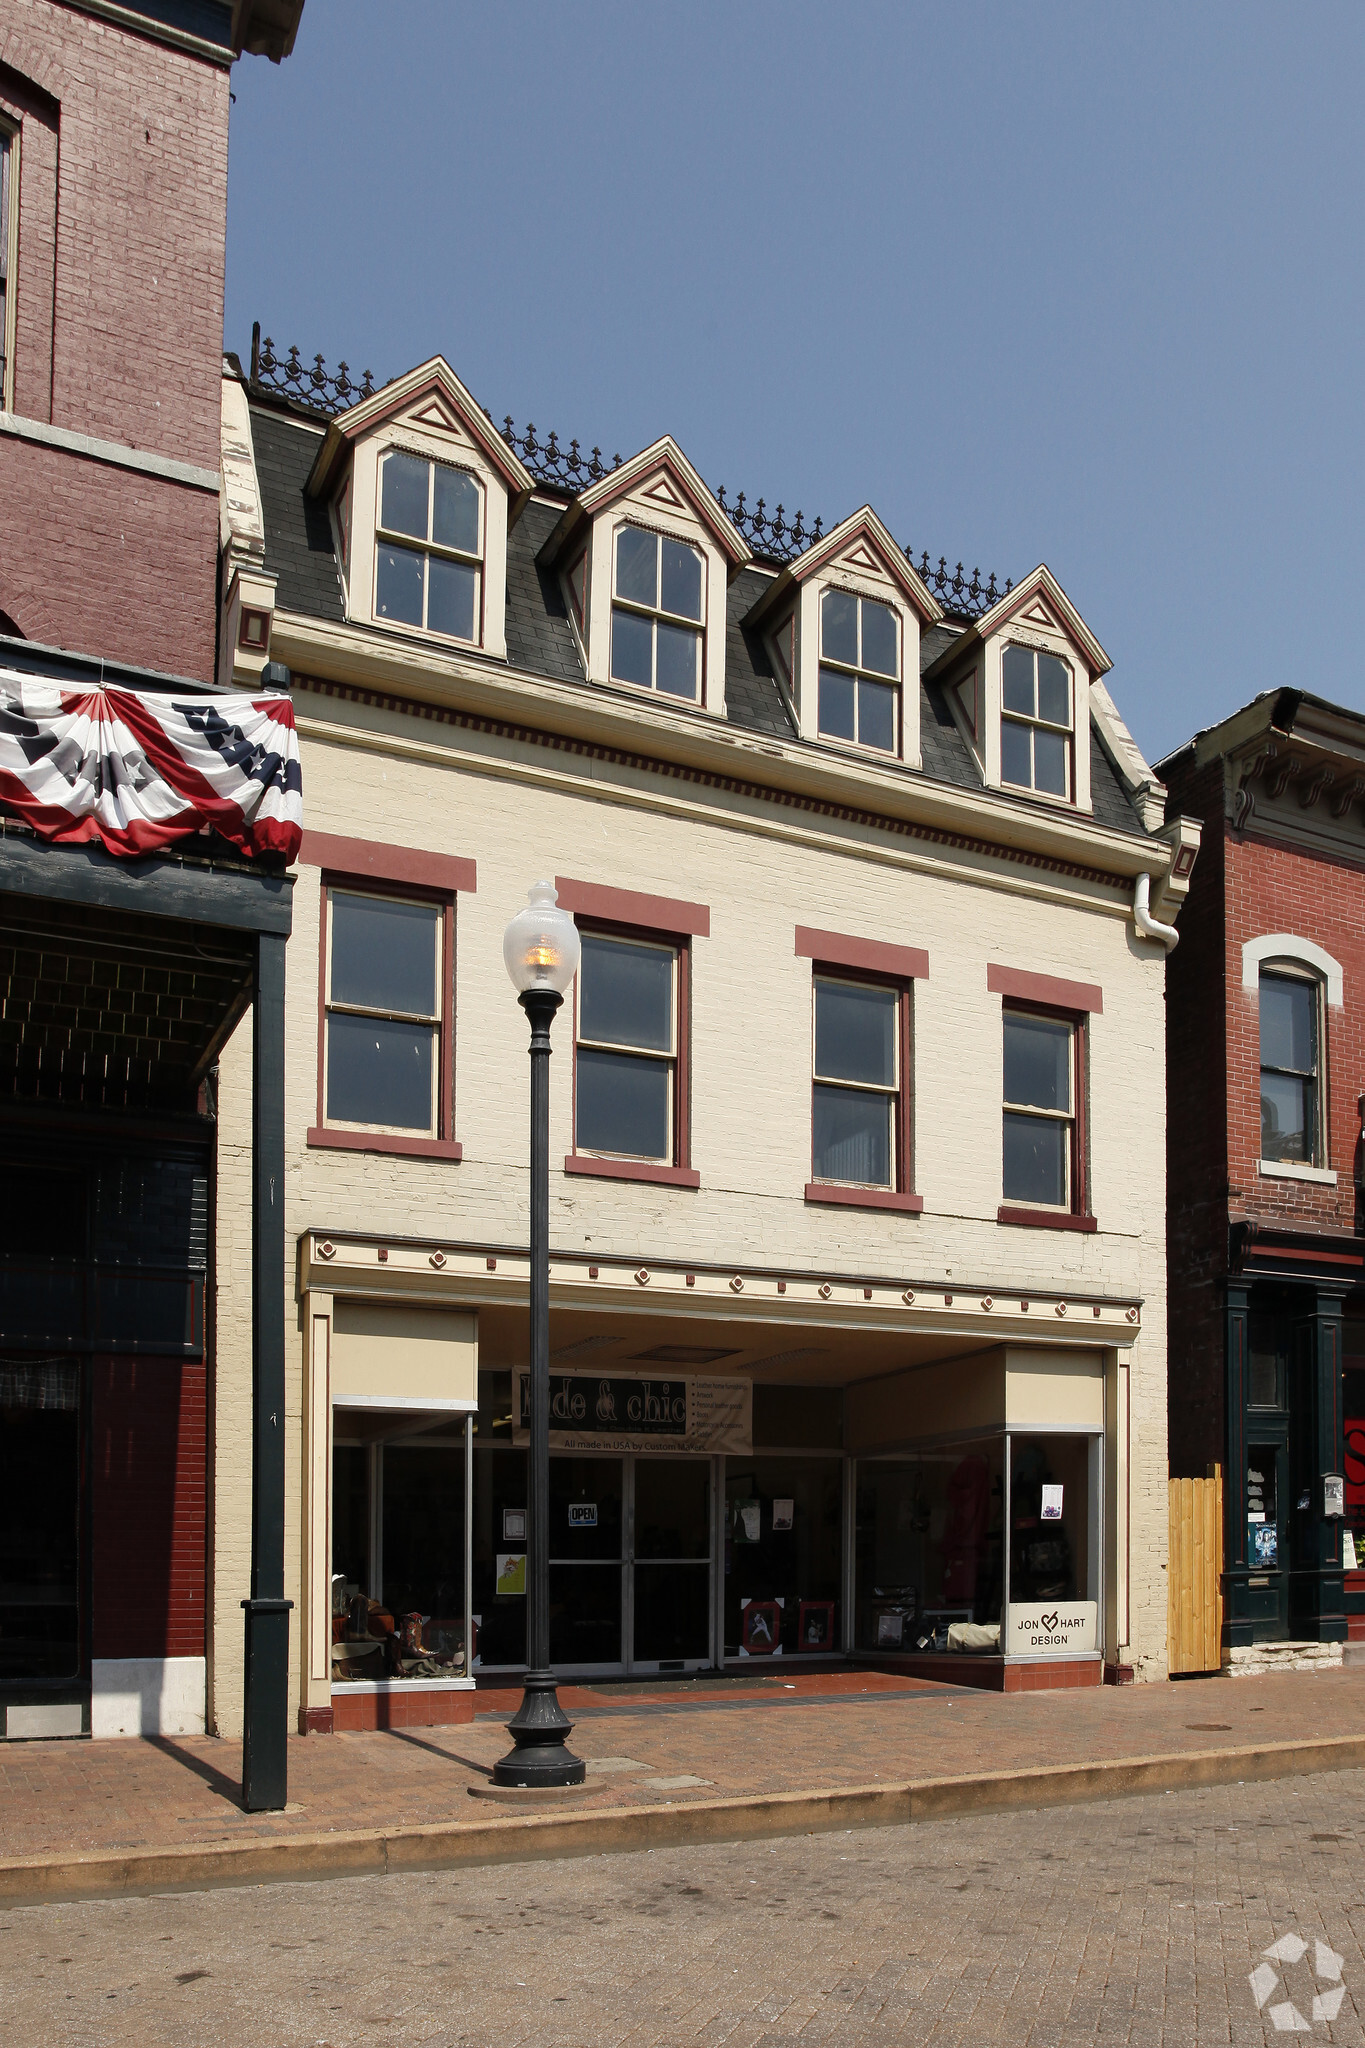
[375,450,483,644]
[610,524,704,700]
[1001,644,1073,798]
[818,590,900,754]
[323,889,446,1136]
[575,930,681,1163]
[1002,1007,1082,1210]
[1260,969,1321,1164]
[811,976,902,1189]
[0,126,11,408]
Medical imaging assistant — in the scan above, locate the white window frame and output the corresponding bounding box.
[608,520,706,703]
[1000,642,1075,802]
[1002,1006,1079,1212]
[1257,962,1329,1175]
[373,447,485,648]
[574,929,680,1164]
[810,972,901,1191]
[323,886,444,1139]
[816,586,902,757]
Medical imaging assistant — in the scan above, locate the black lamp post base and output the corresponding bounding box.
[492,1671,586,1787]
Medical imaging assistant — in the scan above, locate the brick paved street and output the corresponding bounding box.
[5,1667,1365,1864]
[7,1766,1365,2045]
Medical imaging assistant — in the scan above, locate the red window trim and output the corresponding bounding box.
[987,963,1102,1014]
[555,875,709,937]
[804,1183,924,1214]
[308,1128,463,1161]
[997,1205,1097,1233]
[999,1000,1092,1224]
[569,915,694,1176]
[300,830,477,896]
[795,926,929,981]
[308,875,460,1162]
[564,1155,700,1189]
[806,959,918,1207]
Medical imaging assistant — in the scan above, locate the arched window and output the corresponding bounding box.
[1242,934,1342,1173]
[1258,966,1323,1166]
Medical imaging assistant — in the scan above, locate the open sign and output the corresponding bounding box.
[568,1502,598,1528]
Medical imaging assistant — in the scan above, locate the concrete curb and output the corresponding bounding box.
[7,1731,1365,1908]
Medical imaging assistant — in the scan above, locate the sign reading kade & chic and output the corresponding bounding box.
[1005,1600,1098,1656]
[512,1369,751,1455]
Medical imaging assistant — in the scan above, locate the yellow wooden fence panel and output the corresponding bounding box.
[1168,1470,1223,1674]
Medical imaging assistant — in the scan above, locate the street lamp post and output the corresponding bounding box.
[495,881,586,1789]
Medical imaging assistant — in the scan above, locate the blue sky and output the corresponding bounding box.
[226,3,1363,767]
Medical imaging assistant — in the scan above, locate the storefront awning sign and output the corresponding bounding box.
[513,1368,751,1455]
[0,670,303,861]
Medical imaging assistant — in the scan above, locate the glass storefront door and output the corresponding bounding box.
[631,1456,711,1669]
[549,1455,624,1669]
[472,1450,716,1674]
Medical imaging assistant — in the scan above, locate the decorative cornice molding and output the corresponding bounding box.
[294,671,1135,893]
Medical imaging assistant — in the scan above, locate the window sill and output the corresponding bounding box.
[804,1183,924,1214]
[997,1205,1097,1232]
[307,1127,462,1162]
[1258,1159,1338,1185]
[563,1154,700,1189]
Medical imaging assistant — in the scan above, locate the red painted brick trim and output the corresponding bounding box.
[330,1688,477,1731]
[299,1706,335,1735]
[795,926,929,980]
[555,876,710,936]
[997,1205,1098,1232]
[804,1183,925,1214]
[987,963,1103,1013]
[300,830,477,894]
[308,1127,463,1162]
[564,1154,701,1189]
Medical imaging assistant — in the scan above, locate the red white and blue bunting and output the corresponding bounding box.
[0,671,303,861]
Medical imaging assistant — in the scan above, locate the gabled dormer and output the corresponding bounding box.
[742,509,941,770]
[306,358,534,663]
[537,437,750,713]
[925,565,1110,814]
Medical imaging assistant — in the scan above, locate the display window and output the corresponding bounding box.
[854,1440,1004,1654]
[471,1445,529,1669]
[723,1455,841,1656]
[1005,1433,1100,1655]
[330,1436,468,1682]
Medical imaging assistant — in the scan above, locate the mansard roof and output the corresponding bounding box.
[245,385,1153,842]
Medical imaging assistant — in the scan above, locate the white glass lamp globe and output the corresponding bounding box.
[503,880,581,996]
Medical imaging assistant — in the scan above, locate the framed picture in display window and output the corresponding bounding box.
[740,1597,783,1654]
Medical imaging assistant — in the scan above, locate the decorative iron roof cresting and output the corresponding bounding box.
[248,327,1011,617]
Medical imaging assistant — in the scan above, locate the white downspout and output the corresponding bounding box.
[1133,871,1180,951]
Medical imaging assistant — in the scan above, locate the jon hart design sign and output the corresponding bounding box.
[1005,1600,1098,1656]
[513,1369,751,1455]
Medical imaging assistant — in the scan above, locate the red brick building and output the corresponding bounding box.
[0,0,302,1804]
[1162,691,1365,1653]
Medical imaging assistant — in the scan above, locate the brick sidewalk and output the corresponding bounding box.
[3,1665,1364,1865]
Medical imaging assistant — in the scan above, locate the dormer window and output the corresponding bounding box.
[375,449,483,644]
[610,523,704,700]
[818,589,899,754]
[1000,644,1073,798]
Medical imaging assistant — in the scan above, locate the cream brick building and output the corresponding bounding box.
[209,341,1195,1736]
